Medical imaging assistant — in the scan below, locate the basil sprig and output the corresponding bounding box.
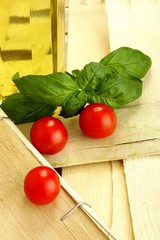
[0,47,152,124]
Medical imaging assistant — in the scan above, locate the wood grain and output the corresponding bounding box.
[66,0,109,72]
[124,157,160,240]
[111,161,134,239]
[45,102,160,167]
[0,1,120,240]
[62,162,113,226]
[0,116,113,240]
[105,1,160,239]
[105,0,160,105]
[2,1,159,239]
[19,101,160,167]
[62,1,134,240]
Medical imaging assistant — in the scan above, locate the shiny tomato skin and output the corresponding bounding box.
[30,116,68,155]
[79,103,117,138]
[24,166,60,205]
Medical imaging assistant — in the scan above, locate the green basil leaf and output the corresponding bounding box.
[75,62,106,90]
[1,46,151,125]
[87,73,143,108]
[65,71,76,81]
[100,47,152,78]
[60,90,86,118]
[13,72,79,106]
[72,69,81,78]
[0,93,55,124]
[12,72,20,81]
[65,70,81,82]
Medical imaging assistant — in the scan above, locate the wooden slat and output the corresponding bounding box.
[124,157,160,240]
[62,161,135,240]
[0,113,116,240]
[62,162,113,226]
[66,0,109,72]
[105,1,160,239]
[111,161,134,239]
[44,102,160,167]
[105,0,160,105]
[62,1,134,240]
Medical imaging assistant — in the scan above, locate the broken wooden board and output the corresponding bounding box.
[0,110,120,240]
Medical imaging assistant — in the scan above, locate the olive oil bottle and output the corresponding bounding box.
[0,0,65,101]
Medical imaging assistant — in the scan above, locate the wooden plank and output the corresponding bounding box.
[105,0,160,105]
[105,1,160,239]
[111,161,134,239]
[44,102,160,167]
[62,161,135,240]
[62,162,113,226]
[124,157,160,240]
[62,1,134,240]
[0,110,120,240]
[66,0,109,72]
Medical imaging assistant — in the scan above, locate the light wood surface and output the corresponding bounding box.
[19,101,160,167]
[0,1,119,239]
[105,1,160,239]
[62,1,134,240]
[45,102,160,167]
[124,157,160,240]
[0,113,116,240]
[66,0,110,72]
[62,1,160,240]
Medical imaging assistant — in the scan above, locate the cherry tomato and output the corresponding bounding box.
[79,103,117,138]
[24,166,60,205]
[30,116,68,155]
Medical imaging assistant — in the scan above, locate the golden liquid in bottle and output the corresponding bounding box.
[0,0,65,101]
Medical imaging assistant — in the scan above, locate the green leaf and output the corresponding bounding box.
[0,46,152,124]
[100,47,152,78]
[13,72,79,106]
[0,93,55,124]
[12,72,20,81]
[65,70,81,82]
[72,69,81,78]
[60,90,86,118]
[87,73,143,108]
[65,71,76,81]
[75,62,106,91]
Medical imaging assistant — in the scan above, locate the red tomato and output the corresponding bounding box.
[79,103,117,138]
[24,166,60,205]
[30,116,68,155]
